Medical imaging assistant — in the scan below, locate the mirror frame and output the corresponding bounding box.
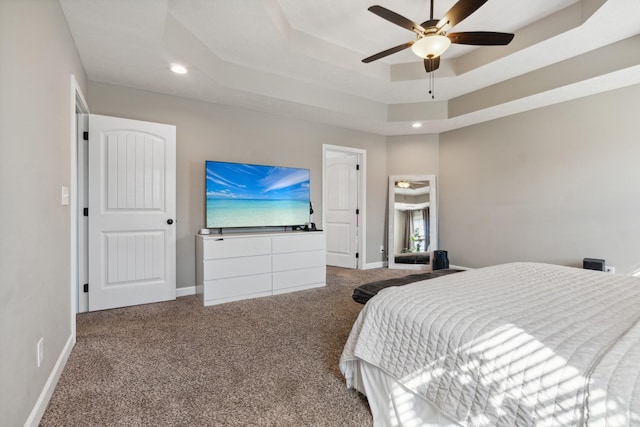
[388,174,437,270]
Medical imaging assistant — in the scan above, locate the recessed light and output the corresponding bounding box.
[412,122,422,128]
[170,64,187,74]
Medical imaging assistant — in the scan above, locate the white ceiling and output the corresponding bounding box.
[59,0,640,136]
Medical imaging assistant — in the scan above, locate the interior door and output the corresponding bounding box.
[325,153,358,268]
[88,114,176,311]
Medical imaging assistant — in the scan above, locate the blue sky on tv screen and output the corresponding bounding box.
[206,161,309,201]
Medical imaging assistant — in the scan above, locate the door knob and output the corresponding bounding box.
[167,219,174,225]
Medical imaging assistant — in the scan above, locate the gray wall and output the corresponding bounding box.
[87,82,389,287]
[387,134,439,176]
[439,84,640,274]
[0,0,87,425]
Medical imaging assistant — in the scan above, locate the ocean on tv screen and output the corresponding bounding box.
[205,161,310,228]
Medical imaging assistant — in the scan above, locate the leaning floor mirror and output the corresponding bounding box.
[388,175,437,270]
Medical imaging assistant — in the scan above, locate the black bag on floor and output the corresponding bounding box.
[432,250,449,270]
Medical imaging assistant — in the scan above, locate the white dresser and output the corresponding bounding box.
[195,231,326,306]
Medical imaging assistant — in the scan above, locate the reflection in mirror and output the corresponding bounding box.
[388,175,437,270]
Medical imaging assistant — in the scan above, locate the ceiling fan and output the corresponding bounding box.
[395,180,429,190]
[362,0,515,73]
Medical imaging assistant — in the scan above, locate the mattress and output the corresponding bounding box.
[340,262,640,426]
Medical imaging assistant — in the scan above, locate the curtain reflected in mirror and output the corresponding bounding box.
[400,207,429,253]
[388,176,437,270]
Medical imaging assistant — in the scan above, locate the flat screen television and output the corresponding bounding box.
[205,160,310,229]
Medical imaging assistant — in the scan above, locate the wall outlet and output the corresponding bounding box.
[605,266,615,274]
[36,337,44,368]
[379,245,384,253]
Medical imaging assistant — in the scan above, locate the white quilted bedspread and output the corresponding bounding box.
[340,263,640,426]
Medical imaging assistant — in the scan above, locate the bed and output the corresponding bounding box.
[339,262,640,426]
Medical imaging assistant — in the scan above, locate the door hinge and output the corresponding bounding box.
[83,283,88,293]
[356,164,360,171]
[355,253,359,259]
[355,208,359,215]
[83,131,89,141]
[83,207,88,217]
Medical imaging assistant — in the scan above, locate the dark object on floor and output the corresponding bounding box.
[583,257,605,271]
[352,268,463,304]
[395,253,430,264]
[432,250,449,270]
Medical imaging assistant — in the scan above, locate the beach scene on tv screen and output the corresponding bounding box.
[206,161,310,228]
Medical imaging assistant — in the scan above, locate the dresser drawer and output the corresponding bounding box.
[272,233,325,254]
[203,274,272,302]
[203,255,271,280]
[273,266,325,291]
[202,236,271,260]
[272,250,325,272]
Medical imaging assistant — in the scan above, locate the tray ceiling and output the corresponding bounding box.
[59,0,640,135]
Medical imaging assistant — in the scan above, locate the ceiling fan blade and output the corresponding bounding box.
[448,31,514,45]
[424,56,440,73]
[437,0,489,31]
[362,41,415,63]
[368,5,424,33]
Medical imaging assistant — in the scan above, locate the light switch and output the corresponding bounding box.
[61,186,70,206]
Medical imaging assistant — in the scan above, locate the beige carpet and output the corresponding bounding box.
[41,266,416,426]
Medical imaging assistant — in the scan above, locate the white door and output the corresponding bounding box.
[325,153,359,268]
[88,114,176,311]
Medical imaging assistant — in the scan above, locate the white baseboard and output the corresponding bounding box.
[362,261,386,270]
[450,264,473,270]
[24,334,75,427]
[176,286,196,297]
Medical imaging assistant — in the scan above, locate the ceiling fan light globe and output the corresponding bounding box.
[411,35,451,59]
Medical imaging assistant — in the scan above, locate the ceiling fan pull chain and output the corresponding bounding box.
[429,71,435,99]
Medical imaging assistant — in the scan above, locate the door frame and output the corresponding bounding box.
[322,144,366,269]
[70,75,90,337]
